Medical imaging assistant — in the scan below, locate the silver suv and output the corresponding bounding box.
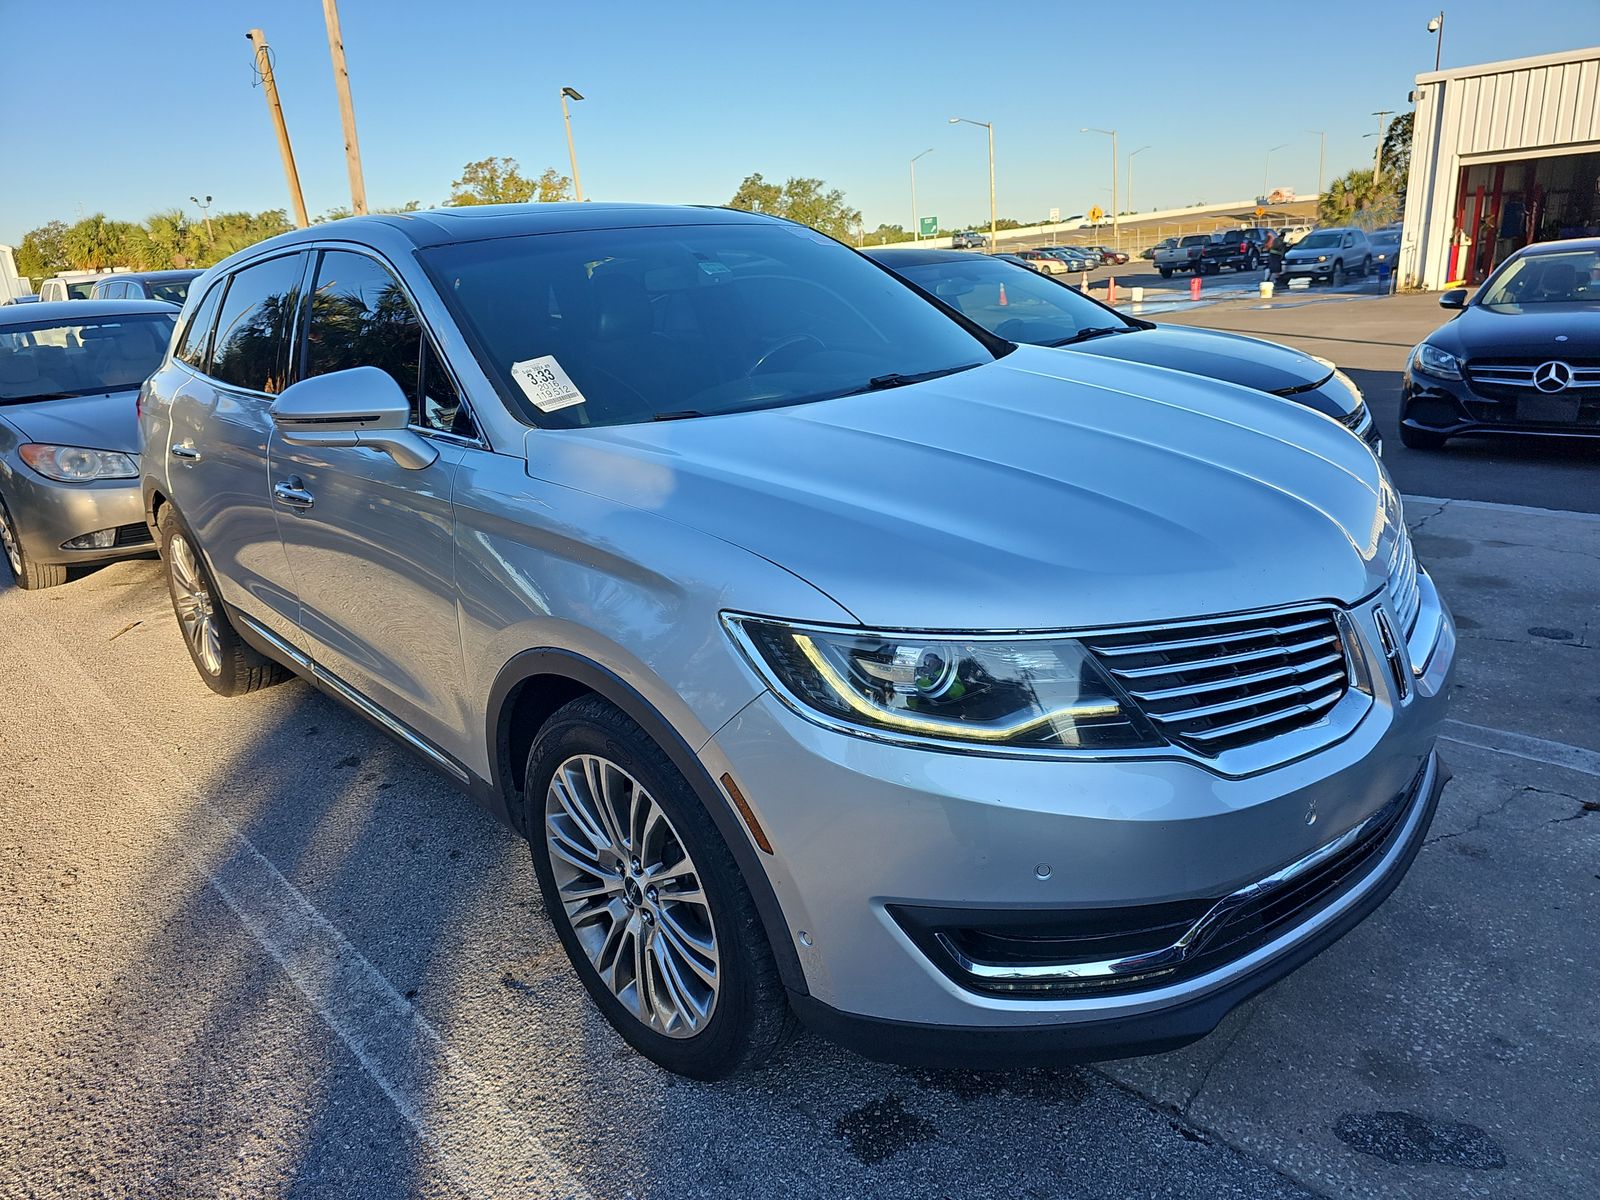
[139,205,1455,1079]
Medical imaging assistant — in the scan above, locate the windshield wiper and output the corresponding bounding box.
[862,362,986,392]
[652,410,706,421]
[0,391,82,405]
[1045,326,1132,347]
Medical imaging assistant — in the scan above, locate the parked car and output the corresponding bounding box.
[1090,245,1129,266]
[865,247,1382,451]
[1280,228,1372,284]
[1047,247,1097,271]
[951,231,989,249]
[1142,238,1176,261]
[1369,229,1401,271]
[1195,230,1264,275]
[991,252,1046,274]
[0,295,40,306]
[1400,238,1600,450]
[140,204,1452,1079]
[1280,225,1313,246]
[90,269,202,306]
[1014,248,1073,275]
[1154,234,1210,277]
[38,271,110,302]
[0,299,176,588]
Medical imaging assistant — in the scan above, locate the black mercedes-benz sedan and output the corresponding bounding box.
[1400,238,1600,450]
[866,247,1381,452]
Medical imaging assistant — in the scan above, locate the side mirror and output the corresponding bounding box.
[270,366,437,470]
[1438,288,1468,310]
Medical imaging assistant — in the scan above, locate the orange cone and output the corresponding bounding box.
[998,282,1008,306]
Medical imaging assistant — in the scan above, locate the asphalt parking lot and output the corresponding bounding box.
[1,292,1596,1199]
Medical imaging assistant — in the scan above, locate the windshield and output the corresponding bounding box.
[889,256,1134,346]
[0,313,176,402]
[1370,232,1400,249]
[147,279,192,304]
[1477,250,1600,306]
[1178,235,1209,247]
[66,281,98,299]
[422,223,1001,427]
[1295,232,1342,250]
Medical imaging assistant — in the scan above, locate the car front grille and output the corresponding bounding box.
[1082,607,1350,756]
[1463,358,1600,419]
[1385,529,1421,636]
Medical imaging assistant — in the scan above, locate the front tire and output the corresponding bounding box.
[157,507,287,696]
[0,495,68,590]
[527,696,793,1079]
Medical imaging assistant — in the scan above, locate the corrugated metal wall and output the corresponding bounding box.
[1401,48,1600,290]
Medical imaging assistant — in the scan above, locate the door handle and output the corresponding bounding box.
[272,478,315,511]
[170,443,201,461]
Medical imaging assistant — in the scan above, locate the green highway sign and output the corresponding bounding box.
[920,215,938,236]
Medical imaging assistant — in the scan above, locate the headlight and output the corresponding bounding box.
[1316,254,1328,262]
[1412,342,1462,380]
[725,616,1162,752]
[19,444,139,482]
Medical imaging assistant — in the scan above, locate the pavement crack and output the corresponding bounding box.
[1182,1004,1261,1115]
[1426,785,1563,845]
[1406,503,1449,534]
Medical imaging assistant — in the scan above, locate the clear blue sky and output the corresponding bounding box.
[3,0,1597,245]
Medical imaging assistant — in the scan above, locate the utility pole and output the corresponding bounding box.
[1428,11,1445,72]
[910,148,933,240]
[561,87,585,201]
[1371,110,1395,180]
[321,0,368,215]
[246,29,310,228]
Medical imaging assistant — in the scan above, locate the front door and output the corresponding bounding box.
[268,248,477,762]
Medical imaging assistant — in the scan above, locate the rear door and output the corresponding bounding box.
[267,247,473,760]
[165,252,308,645]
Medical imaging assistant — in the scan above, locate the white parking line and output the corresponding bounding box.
[1404,495,1600,524]
[1441,719,1600,779]
[1,600,592,1200]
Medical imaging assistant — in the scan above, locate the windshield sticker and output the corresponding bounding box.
[698,261,731,277]
[510,355,586,413]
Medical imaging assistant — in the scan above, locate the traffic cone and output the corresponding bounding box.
[1189,274,1202,302]
[1107,278,1117,305]
[998,282,1008,306]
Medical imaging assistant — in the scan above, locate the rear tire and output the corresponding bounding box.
[157,507,288,696]
[526,695,795,1079]
[1399,424,1450,451]
[1159,267,1173,278]
[0,495,68,590]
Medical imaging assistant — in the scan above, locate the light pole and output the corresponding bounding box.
[1263,143,1288,203]
[560,86,585,201]
[1127,145,1150,216]
[910,148,933,241]
[949,118,995,252]
[1306,130,1326,202]
[1080,127,1118,246]
[189,194,214,243]
[1427,11,1444,71]
[1370,110,1395,180]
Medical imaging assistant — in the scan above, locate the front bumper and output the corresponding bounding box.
[1,460,150,566]
[703,585,1455,1063]
[1402,369,1600,440]
[1280,259,1332,277]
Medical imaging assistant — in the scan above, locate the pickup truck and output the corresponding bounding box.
[1194,229,1264,275]
[1153,234,1210,277]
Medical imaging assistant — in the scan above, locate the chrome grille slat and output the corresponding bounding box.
[1084,607,1351,756]
[1386,529,1421,636]
[1107,632,1339,681]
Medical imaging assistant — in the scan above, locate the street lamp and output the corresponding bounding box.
[1306,130,1326,202]
[1127,145,1150,216]
[189,194,214,243]
[560,86,585,202]
[949,118,996,252]
[1263,143,1288,203]
[910,148,934,241]
[1080,127,1118,246]
[1370,110,1395,180]
[1427,11,1445,72]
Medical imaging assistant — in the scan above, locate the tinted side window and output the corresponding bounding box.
[306,250,474,437]
[209,254,304,394]
[176,277,227,369]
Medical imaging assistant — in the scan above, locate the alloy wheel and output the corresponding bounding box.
[168,533,223,676]
[0,503,21,578]
[545,753,720,1038]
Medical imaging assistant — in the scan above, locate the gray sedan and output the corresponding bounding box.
[0,299,175,588]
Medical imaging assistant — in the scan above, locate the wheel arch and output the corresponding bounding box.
[486,647,808,995]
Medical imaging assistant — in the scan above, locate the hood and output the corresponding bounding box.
[525,346,1390,631]
[0,390,142,455]
[1065,326,1332,398]
[1425,302,1599,359]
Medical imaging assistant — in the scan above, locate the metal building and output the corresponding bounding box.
[1400,45,1600,290]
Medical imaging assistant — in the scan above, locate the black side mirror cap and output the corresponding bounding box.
[1439,288,1468,310]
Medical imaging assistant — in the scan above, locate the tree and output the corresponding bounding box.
[1380,112,1414,182]
[62,214,143,270]
[14,220,70,281]
[1318,168,1400,229]
[727,173,862,243]
[861,223,908,247]
[446,157,571,206]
